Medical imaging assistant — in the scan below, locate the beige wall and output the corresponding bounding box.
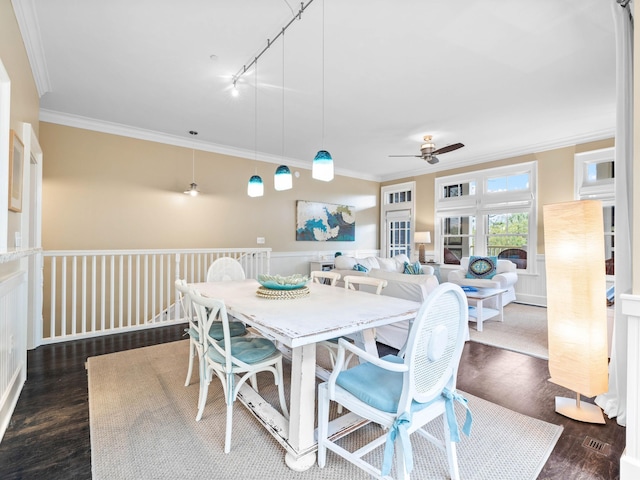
[385,138,615,254]
[40,123,380,252]
[0,0,40,274]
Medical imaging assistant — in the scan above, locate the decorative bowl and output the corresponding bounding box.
[258,274,309,290]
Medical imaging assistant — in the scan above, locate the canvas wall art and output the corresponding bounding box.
[296,200,355,241]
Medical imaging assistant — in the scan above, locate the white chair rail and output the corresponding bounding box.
[41,248,271,344]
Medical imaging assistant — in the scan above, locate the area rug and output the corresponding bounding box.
[88,340,563,480]
[468,302,549,359]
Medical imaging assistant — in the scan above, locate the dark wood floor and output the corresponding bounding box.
[0,325,625,479]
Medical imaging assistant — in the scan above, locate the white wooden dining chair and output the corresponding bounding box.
[189,288,289,453]
[317,283,472,480]
[310,270,341,286]
[176,279,202,387]
[319,275,388,371]
[206,257,246,282]
[177,278,247,387]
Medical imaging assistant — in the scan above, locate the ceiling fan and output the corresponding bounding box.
[389,135,464,165]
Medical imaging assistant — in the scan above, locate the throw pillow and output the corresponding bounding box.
[353,263,369,272]
[465,256,498,279]
[403,261,424,275]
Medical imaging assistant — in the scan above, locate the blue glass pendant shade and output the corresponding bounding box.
[247,175,264,197]
[312,150,334,182]
[274,165,292,191]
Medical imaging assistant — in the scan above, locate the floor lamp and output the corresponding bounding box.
[543,200,608,423]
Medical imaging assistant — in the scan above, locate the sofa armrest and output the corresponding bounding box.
[492,271,518,288]
[447,269,466,283]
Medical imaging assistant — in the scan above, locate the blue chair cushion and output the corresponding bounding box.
[353,263,369,272]
[336,354,434,413]
[403,261,424,275]
[207,336,277,364]
[186,321,246,342]
[208,321,246,341]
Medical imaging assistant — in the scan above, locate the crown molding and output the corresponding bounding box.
[39,109,380,182]
[12,0,51,97]
[379,128,616,182]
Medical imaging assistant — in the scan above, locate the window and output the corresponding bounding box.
[381,182,416,259]
[435,162,537,271]
[575,147,615,277]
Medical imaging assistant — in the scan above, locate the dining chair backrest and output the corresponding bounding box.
[206,257,246,282]
[343,275,387,295]
[310,270,341,286]
[190,289,235,371]
[175,278,196,330]
[400,282,468,410]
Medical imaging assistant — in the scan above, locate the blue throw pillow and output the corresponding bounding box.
[353,263,369,272]
[403,261,424,275]
[465,256,498,279]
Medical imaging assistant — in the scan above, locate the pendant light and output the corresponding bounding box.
[184,131,200,196]
[247,61,264,197]
[312,0,334,182]
[274,29,292,191]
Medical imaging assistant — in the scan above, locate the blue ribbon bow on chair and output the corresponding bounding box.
[442,388,473,442]
[382,412,413,476]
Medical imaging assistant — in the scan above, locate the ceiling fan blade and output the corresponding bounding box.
[432,142,464,155]
[388,155,422,158]
[427,156,439,165]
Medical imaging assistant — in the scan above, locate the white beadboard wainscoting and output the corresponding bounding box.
[0,267,29,444]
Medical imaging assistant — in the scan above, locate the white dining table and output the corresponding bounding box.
[190,279,420,471]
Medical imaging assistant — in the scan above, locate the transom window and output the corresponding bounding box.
[574,147,615,277]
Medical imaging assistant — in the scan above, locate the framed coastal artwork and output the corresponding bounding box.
[296,200,355,241]
[8,129,23,213]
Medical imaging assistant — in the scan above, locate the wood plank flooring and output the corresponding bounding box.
[0,325,625,479]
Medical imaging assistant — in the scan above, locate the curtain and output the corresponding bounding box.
[595,0,634,427]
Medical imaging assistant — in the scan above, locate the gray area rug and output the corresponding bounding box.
[468,302,549,359]
[88,340,563,480]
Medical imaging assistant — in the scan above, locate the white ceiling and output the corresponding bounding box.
[17,0,617,181]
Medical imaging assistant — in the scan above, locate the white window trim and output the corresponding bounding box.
[435,162,537,273]
[380,181,416,259]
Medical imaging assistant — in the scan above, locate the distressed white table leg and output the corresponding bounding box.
[351,328,379,359]
[285,343,317,471]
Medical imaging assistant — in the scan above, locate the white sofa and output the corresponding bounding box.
[331,254,440,350]
[447,257,518,305]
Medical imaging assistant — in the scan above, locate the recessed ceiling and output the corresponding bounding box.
[17,0,616,181]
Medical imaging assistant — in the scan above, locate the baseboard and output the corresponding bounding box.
[515,293,547,307]
[0,361,26,444]
[621,449,640,480]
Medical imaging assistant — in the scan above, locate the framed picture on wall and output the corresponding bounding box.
[9,129,24,212]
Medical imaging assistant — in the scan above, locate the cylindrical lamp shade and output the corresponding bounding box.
[247,175,264,197]
[312,150,334,182]
[543,200,608,399]
[415,231,431,244]
[274,165,292,191]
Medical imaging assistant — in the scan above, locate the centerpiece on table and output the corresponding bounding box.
[256,274,310,299]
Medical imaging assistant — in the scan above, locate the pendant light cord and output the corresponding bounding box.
[321,0,325,148]
[254,60,258,167]
[282,29,286,158]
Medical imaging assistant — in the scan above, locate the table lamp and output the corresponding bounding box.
[415,231,431,264]
[543,200,608,423]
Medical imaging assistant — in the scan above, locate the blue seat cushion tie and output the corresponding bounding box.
[207,336,277,364]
